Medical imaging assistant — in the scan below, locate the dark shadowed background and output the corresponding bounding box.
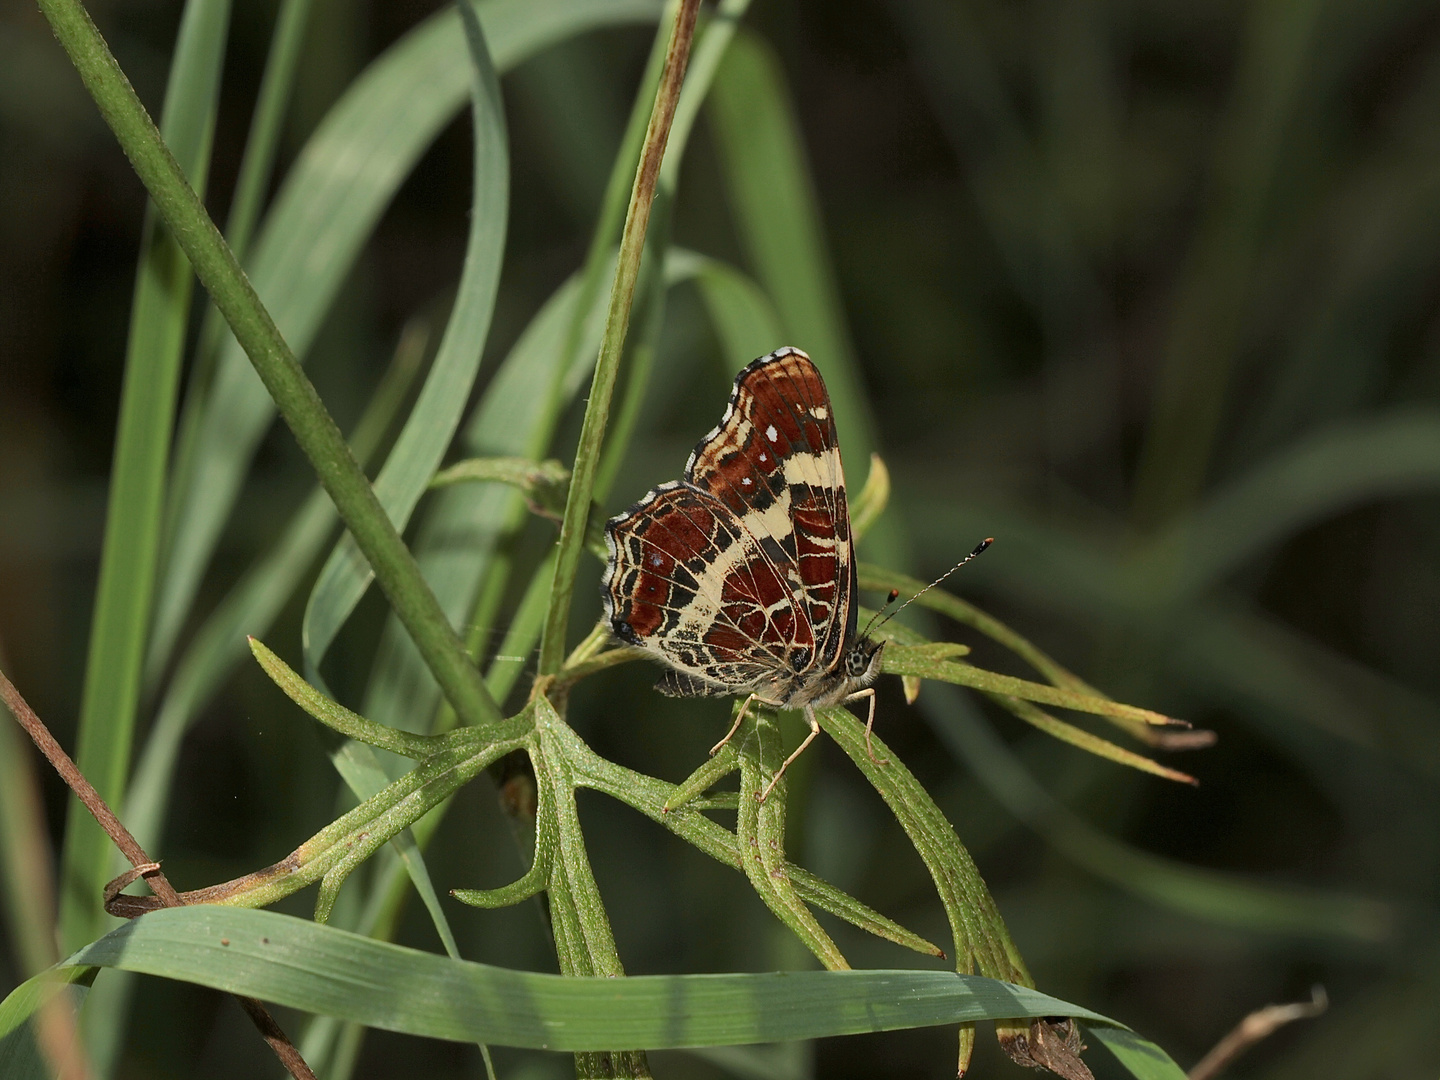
[3,0,1439,1077]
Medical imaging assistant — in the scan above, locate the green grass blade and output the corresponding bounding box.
[209,0,311,263]
[0,979,92,1080]
[151,0,662,696]
[0,907,1191,1058]
[1088,1026,1188,1080]
[149,0,314,686]
[361,271,609,731]
[665,249,784,369]
[301,3,508,677]
[707,27,908,573]
[125,329,420,864]
[57,0,231,957]
[706,32,874,462]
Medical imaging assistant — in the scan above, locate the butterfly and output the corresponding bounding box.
[601,347,885,801]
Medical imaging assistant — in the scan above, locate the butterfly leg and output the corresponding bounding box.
[757,705,821,803]
[845,687,886,764]
[710,692,759,757]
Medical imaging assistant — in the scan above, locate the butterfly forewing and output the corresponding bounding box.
[684,349,854,675]
[604,347,860,705]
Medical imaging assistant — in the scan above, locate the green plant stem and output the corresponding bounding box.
[537,0,702,675]
[817,706,1031,987]
[532,697,653,1080]
[37,0,502,733]
[104,723,531,919]
[550,4,672,429]
[736,713,850,970]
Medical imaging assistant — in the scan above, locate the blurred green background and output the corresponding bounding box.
[2,0,1439,1077]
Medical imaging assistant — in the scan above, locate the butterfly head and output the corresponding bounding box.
[843,635,885,690]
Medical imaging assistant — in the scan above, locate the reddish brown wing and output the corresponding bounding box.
[683,347,854,677]
[602,482,796,693]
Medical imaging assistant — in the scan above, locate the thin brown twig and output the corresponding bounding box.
[1187,986,1328,1080]
[0,652,93,1080]
[0,668,318,1080]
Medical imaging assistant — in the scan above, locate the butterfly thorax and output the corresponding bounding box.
[766,635,884,711]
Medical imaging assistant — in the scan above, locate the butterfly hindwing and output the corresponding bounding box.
[603,482,796,693]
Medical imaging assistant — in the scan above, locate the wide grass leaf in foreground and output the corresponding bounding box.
[0,907,1181,1077]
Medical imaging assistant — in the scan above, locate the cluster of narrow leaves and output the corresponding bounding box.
[0,0,1212,1078]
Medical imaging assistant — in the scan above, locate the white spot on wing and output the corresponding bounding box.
[766,424,779,443]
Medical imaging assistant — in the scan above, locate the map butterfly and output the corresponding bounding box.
[602,347,885,800]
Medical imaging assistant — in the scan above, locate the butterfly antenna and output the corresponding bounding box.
[861,588,902,638]
[871,537,994,634]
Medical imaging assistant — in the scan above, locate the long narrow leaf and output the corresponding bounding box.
[707,25,910,583]
[151,0,662,691]
[150,0,315,686]
[58,0,232,957]
[124,328,423,859]
[301,3,509,677]
[361,270,610,730]
[0,907,1185,1059]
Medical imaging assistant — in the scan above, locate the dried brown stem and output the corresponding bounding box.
[0,668,318,1080]
[1188,986,1328,1080]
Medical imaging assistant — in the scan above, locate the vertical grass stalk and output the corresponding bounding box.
[537,0,703,675]
[58,0,231,957]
